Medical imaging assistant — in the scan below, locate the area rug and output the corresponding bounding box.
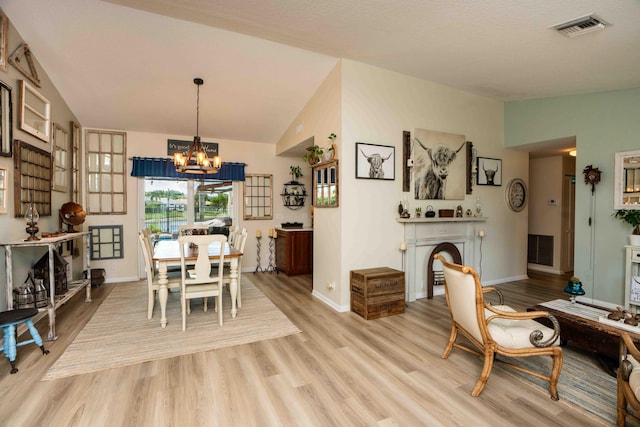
[43,277,301,380]
[497,344,619,425]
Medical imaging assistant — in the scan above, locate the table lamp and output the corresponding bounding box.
[563,276,585,305]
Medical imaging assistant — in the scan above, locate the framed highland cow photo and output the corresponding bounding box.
[356,142,395,180]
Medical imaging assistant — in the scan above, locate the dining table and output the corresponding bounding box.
[152,239,243,328]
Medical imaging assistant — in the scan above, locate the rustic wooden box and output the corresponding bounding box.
[350,267,405,320]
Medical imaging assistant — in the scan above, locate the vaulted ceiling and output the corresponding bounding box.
[2,0,639,146]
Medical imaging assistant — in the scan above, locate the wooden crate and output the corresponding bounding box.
[350,267,405,320]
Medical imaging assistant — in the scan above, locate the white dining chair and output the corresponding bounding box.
[138,231,180,319]
[178,224,209,236]
[222,228,248,307]
[179,234,227,330]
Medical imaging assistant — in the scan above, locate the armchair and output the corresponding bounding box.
[617,333,640,426]
[435,254,563,399]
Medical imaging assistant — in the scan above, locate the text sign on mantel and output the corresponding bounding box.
[167,139,219,157]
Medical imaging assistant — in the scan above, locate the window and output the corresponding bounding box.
[52,123,69,193]
[143,178,234,238]
[89,225,123,260]
[86,129,126,214]
[243,174,272,219]
[70,121,80,202]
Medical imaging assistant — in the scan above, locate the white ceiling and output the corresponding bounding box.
[2,0,639,146]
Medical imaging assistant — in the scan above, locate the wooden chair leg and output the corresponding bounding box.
[548,351,562,401]
[442,324,458,359]
[617,374,627,427]
[181,297,187,331]
[148,289,154,320]
[217,294,223,326]
[471,349,495,397]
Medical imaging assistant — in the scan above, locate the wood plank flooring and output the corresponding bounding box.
[0,270,607,427]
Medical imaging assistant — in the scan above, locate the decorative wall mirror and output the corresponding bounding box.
[243,173,273,219]
[615,150,640,209]
[313,160,339,207]
[52,123,69,192]
[18,79,50,142]
[0,80,12,156]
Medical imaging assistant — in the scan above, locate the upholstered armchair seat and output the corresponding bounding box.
[486,305,560,349]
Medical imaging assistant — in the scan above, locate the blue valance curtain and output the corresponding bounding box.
[130,157,245,181]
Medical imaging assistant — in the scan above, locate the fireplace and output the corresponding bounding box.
[398,217,485,302]
[427,242,462,299]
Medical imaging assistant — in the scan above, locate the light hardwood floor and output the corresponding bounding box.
[0,270,607,427]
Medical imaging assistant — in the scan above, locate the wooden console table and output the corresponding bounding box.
[534,299,640,364]
[2,232,92,340]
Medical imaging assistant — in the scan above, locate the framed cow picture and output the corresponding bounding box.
[356,142,395,180]
[413,128,466,200]
[476,157,502,186]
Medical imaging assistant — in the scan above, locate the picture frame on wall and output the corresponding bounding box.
[355,142,395,180]
[0,12,7,72]
[0,80,12,157]
[18,80,50,143]
[476,157,502,186]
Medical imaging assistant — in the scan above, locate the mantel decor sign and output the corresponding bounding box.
[167,139,219,157]
[355,142,395,180]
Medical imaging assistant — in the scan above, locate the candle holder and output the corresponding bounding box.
[24,198,40,241]
[254,236,264,273]
[267,234,278,274]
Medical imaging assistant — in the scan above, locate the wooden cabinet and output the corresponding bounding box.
[275,228,313,276]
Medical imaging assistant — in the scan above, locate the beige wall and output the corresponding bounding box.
[528,156,563,272]
[277,63,342,306]
[84,131,310,281]
[0,17,80,309]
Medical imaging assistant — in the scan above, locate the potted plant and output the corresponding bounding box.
[415,207,422,218]
[322,133,337,162]
[289,165,303,181]
[613,209,640,246]
[303,145,323,166]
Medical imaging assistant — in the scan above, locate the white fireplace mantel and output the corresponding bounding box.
[398,217,487,302]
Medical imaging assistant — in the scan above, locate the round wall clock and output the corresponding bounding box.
[506,178,527,212]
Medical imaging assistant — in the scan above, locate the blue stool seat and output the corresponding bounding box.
[0,308,49,374]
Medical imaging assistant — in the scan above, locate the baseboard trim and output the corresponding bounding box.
[527,264,563,274]
[312,290,349,312]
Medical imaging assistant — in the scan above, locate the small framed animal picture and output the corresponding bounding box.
[477,157,502,186]
[356,142,395,180]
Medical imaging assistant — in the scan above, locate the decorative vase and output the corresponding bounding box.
[631,234,640,247]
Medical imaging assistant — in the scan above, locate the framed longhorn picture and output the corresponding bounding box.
[476,157,502,186]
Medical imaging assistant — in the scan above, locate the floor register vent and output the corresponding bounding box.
[551,14,609,37]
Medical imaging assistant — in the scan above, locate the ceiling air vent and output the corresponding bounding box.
[551,14,609,37]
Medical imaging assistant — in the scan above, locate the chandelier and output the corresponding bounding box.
[174,78,222,174]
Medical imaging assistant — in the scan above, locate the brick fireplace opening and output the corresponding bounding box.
[427,242,462,299]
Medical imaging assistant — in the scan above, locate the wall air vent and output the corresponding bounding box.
[551,14,609,37]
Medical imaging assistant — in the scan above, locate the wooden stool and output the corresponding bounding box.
[0,308,49,374]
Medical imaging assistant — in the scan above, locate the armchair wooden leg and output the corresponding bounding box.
[471,349,495,397]
[618,373,627,427]
[549,351,562,401]
[442,324,458,359]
